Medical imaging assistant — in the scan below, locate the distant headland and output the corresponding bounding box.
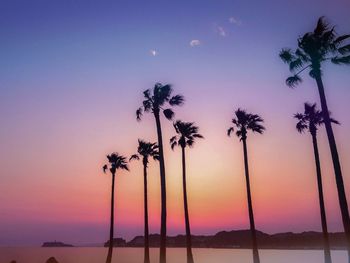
[103,230,347,250]
[42,241,74,247]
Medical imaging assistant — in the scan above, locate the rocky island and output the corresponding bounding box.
[42,241,74,247]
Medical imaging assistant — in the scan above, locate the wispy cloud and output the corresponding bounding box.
[190,39,201,47]
[217,26,226,37]
[150,49,158,56]
[229,16,242,26]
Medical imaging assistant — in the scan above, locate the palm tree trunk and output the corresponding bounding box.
[311,133,332,263]
[181,147,194,263]
[154,112,167,263]
[143,164,150,263]
[106,173,115,263]
[315,75,350,262]
[242,138,260,263]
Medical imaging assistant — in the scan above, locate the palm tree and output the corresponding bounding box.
[130,139,159,263]
[102,153,129,263]
[279,17,350,260]
[170,121,203,263]
[136,83,184,263]
[295,103,339,263]
[228,108,265,263]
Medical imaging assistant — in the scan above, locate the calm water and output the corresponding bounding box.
[0,247,347,263]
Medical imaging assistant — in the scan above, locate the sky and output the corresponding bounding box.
[0,0,350,246]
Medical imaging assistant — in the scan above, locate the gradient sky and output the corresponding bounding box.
[1,0,350,246]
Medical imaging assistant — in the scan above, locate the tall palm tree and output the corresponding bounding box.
[228,108,265,263]
[136,83,184,263]
[279,17,350,260]
[170,120,203,263]
[102,153,129,263]
[295,103,339,263]
[130,139,159,263]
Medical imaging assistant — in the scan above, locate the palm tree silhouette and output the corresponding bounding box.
[228,108,265,263]
[136,83,184,263]
[170,120,203,263]
[279,17,350,260]
[102,153,129,263]
[130,139,160,263]
[295,103,339,263]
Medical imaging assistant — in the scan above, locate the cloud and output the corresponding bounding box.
[217,26,226,37]
[229,16,242,26]
[190,39,201,47]
[150,50,158,56]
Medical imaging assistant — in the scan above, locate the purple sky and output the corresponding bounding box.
[0,0,350,246]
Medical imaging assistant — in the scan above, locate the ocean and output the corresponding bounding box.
[0,247,347,263]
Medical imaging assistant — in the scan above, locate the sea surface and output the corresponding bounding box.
[0,247,347,263]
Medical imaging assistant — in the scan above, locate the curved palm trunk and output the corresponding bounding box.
[181,147,194,263]
[154,112,167,263]
[311,133,332,263]
[143,164,150,263]
[315,75,350,262]
[242,138,260,263]
[106,173,116,263]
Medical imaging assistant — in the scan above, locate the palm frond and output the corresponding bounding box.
[296,121,308,133]
[172,120,203,148]
[169,94,185,106]
[280,16,350,86]
[105,152,129,172]
[331,55,350,65]
[227,127,234,136]
[170,140,177,150]
[136,107,143,121]
[338,44,350,55]
[236,130,243,139]
[143,99,152,112]
[155,83,173,105]
[330,118,340,125]
[326,110,340,125]
[134,139,159,165]
[295,102,328,134]
[103,164,108,173]
[187,139,194,147]
[143,89,151,100]
[286,75,302,88]
[163,108,175,120]
[294,113,304,120]
[120,164,129,171]
[230,109,265,138]
[129,154,140,161]
[295,48,309,62]
[289,58,304,72]
[170,136,177,144]
[322,27,336,45]
[309,67,321,78]
[279,48,295,64]
[314,16,329,36]
[249,123,265,134]
[334,34,350,45]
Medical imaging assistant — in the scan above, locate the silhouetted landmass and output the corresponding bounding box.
[104,238,127,247]
[42,241,73,247]
[121,230,347,249]
[46,257,59,263]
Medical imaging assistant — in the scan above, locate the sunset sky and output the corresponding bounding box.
[1,0,350,246]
